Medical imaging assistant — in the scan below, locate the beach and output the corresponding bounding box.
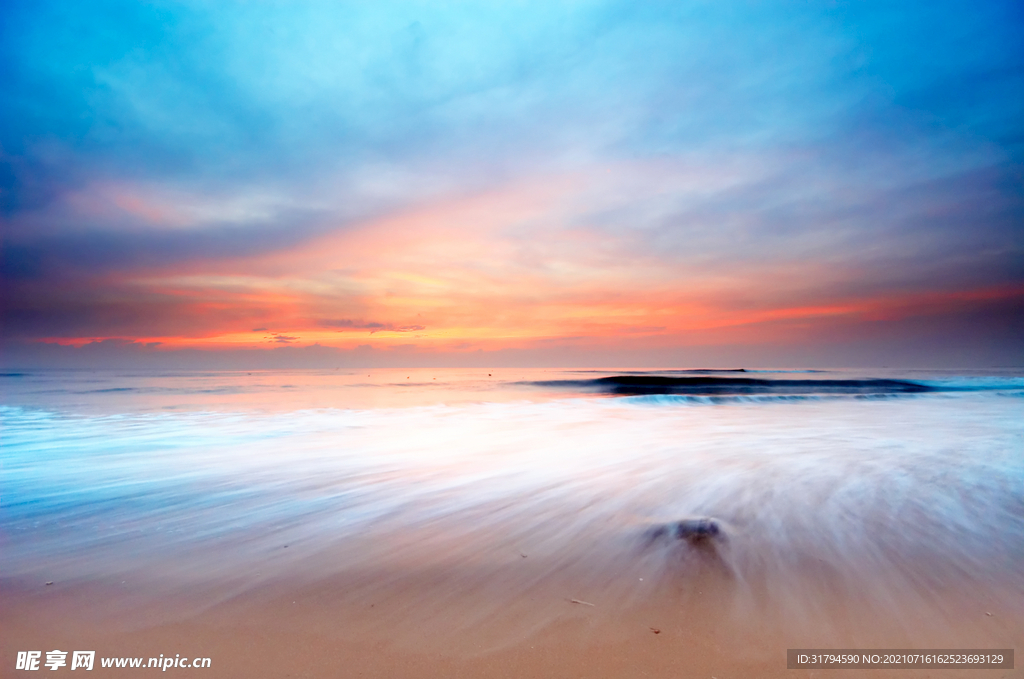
[4,544,1020,678]
[5,1,1023,675]
[2,369,1023,677]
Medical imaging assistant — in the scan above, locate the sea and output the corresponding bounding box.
[3,367,1023,643]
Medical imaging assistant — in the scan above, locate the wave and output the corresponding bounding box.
[3,395,1022,624]
[529,375,940,396]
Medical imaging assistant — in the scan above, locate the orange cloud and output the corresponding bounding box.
[32,162,1024,359]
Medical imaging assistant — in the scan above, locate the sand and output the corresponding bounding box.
[4,543,1021,679]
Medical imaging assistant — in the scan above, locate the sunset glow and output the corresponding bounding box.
[2,1,1021,367]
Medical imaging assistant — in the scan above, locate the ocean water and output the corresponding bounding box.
[3,367,1023,641]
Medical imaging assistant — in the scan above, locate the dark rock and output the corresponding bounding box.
[674,518,721,542]
[645,518,723,545]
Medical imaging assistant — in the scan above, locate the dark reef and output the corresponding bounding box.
[530,375,937,396]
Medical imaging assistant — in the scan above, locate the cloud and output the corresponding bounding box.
[0,0,1021,365]
[320,319,388,330]
[320,319,426,333]
[269,334,299,344]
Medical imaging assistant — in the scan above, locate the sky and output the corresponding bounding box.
[1,0,1022,368]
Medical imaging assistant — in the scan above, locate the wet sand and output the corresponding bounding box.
[4,541,1021,679]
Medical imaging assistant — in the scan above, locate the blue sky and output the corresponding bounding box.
[1,0,1022,367]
